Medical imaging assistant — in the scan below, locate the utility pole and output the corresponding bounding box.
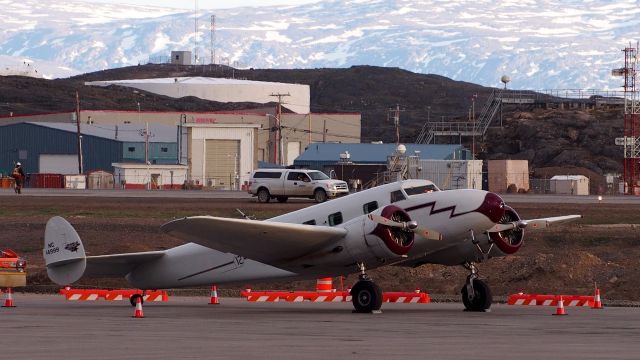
[75,91,83,174]
[269,92,290,165]
[388,104,404,144]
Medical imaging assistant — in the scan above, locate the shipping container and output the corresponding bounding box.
[407,159,483,190]
[64,175,87,189]
[487,160,530,193]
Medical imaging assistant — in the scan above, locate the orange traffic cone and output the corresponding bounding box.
[2,287,16,308]
[209,284,220,305]
[132,296,144,318]
[553,295,567,316]
[316,278,333,293]
[592,288,603,309]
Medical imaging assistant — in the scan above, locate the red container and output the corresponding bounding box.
[31,173,64,188]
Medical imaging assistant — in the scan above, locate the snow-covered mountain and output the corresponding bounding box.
[0,0,638,89]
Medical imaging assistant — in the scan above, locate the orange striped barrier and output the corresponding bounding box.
[240,290,430,304]
[59,288,168,302]
[508,293,593,307]
[316,278,333,293]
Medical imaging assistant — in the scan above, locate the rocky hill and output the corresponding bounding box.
[0,64,626,176]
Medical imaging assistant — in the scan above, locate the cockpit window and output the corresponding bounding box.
[390,190,406,203]
[404,184,440,196]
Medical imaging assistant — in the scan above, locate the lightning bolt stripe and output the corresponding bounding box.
[404,201,475,218]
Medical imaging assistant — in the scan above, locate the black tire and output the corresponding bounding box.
[314,189,328,203]
[276,196,288,203]
[130,294,144,307]
[351,280,383,313]
[461,278,492,311]
[257,188,271,203]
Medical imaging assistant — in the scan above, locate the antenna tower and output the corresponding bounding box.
[622,44,640,195]
[210,15,216,65]
[194,0,199,64]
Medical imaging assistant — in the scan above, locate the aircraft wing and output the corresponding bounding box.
[488,215,582,232]
[161,216,348,265]
[84,251,166,277]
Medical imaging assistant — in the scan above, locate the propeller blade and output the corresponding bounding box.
[368,213,406,228]
[487,222,523,232]
[368,214,442,240]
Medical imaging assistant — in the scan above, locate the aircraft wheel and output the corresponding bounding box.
[257,188,271,203]
[351,280,383,313]
[314,189,328,203]
[461,278,492,311]
[276,196,288,203]
[130,294,144,307]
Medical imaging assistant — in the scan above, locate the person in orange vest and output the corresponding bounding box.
[12,162,25,194]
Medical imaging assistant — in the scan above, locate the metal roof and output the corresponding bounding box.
[295,143,465,163]
[29,122,177,143]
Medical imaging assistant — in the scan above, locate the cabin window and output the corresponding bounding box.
[404,184,439,195]
[390,190,406,203]
[303,219,316,225]
[161,147,168,153]
[128,147,135,152]
[328,212,343,226]
[363,201,378,214]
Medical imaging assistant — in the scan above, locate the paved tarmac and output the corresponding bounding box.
[1,294,638,359]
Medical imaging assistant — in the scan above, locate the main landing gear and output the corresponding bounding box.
[350,263,383,313]
[461,262,492,312]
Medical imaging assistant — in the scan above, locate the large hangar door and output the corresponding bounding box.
[205,139,240,189]
[39,154,78,174]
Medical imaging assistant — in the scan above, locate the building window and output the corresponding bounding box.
[161,147,168,152]
[328,212,343,226]
[363,201,378,214]
[128,147,135,152]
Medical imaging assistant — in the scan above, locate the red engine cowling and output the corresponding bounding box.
[489,205,524,254]
[369,205,415,256]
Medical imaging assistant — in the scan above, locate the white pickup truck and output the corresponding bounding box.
[248,169,349,203]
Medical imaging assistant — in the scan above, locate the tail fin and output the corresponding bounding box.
[44,216,87,285]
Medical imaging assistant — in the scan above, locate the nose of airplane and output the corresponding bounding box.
[476,192,505,223]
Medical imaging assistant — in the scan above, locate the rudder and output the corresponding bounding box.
[43,216,87,285]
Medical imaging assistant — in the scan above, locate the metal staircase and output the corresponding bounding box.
[416,88,507,144]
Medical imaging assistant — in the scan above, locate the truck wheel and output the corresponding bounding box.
[276,196,288,203]
[257,188,271,203]
[314,189,328,203]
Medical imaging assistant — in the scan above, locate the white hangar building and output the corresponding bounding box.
[86,77,311,114]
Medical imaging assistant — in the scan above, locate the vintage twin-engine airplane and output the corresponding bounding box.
[44,180,580,312]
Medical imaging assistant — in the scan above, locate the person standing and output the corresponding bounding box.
[12,162,25,194]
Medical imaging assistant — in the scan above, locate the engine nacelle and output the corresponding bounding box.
[340,205,415,264]
[489,205,524,255]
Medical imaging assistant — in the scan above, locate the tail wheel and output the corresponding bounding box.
[351,280,383,313]
[461,278,492,312]
[257,188,270,203]
[314,189,328,203]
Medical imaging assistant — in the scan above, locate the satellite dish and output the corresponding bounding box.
[396,144,406,155]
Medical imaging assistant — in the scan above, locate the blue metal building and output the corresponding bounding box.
[294,143,470,170]
[0,122,178,175]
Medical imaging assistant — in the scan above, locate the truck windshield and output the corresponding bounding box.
[309,171,330,180]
